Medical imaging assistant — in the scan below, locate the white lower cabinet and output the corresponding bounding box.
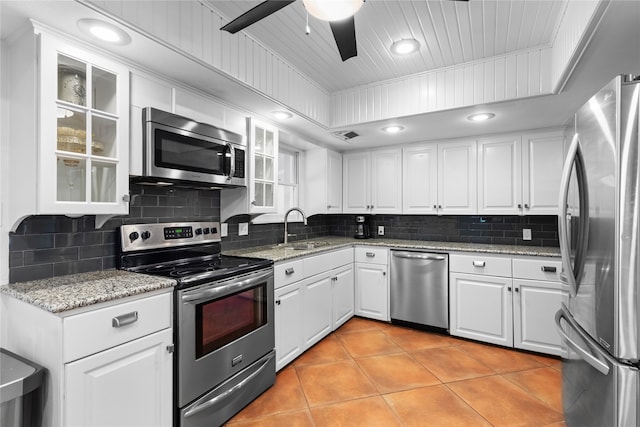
[64,329,172,427]
[450,253,565,356]
[354,247,389,322]
[274,248,354,371]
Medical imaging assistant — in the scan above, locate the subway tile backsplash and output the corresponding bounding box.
[8,182,559,283]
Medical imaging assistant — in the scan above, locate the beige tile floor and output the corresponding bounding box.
[226,317,565,427]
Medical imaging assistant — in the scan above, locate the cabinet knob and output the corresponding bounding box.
[275,299,281,305]
[438,205,442,209]
[433,205,437,209]
[524,204,530,209]
[515,287,519,292]
[251,200,257,205]
[122,194,131,202]
[166,344,175,354]
[518,204,522,209]
[507,287,512,292]
[383,271,386,276]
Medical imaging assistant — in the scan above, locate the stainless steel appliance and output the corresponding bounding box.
[354,215,370,239]
[118,222,274,427]
[555,74,640,427]
[141,107,246,187]
[390,250,449,330]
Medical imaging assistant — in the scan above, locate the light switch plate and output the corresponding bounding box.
[378,225,384,236]
[523,228,532,241]
[238,222,249,236]
[221,223,228,237]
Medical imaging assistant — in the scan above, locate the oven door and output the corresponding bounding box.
[176,267,274,407]
[144,121,246,187]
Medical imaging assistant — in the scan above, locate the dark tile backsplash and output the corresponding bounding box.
[8,180,559,283]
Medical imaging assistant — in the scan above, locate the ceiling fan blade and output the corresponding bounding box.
[221,0,296,34]
[330,16,357,62]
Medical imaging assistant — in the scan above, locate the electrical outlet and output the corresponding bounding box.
[523,228,532,241]
[238,222,249,236]
[378,225,385,236]
[221,223,228,237]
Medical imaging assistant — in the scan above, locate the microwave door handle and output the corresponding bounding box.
[226,143,236,181]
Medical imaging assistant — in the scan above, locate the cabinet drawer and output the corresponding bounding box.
[512,257,562,282]
[449,253,511,277]
[275,259,305,288]
[63,292,171,363]
[355,247,388,265]
[305,248,354,278]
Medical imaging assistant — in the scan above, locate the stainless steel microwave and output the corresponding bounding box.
[142,107,246,187]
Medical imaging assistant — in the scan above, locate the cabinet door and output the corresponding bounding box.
[522,132,566,215]
[302,275,333,349]
[370,149,402,214]
[274,282,304,371]
[343,152,370,213]
[513,279,567,356]
[437,140,477,214]
[64,329,172,427]
[355,263,389,321]
[326,149,343,213]
[332,265,355,329]
[249,119,278,213]
[450,272,513,346]
[477,136,523,214]
[403,144,438,214]
[41,32,130,216]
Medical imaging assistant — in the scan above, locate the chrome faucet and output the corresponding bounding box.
[284,207,307,244]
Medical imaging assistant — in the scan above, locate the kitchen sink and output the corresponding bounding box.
[273,241,331,250]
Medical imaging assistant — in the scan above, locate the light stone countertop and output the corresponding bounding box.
[224,236,561,262]
[0,270,176,313]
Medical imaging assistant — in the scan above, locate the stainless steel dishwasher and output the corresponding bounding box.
[390,250,449,330]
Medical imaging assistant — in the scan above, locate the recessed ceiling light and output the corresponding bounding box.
[382,125,404,134]
[77,19,131,45]
[467,113,495,122]
[271,111,293,120]
[390,39,420,55]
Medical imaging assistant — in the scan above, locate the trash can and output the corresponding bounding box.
[0,348,46,427]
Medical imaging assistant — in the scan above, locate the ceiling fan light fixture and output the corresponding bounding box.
[467,113,495,122]
[390,39,420,55]
[302,0,364,22]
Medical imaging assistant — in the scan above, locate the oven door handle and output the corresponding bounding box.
[183,355,272,418]
[181,270,273,303]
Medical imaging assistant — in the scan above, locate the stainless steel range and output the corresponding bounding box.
[118,221,275,427]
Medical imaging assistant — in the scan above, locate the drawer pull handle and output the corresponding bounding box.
[473,261,486,268]
[366,252,375,258]
[285,268,295,275]
[541,266,557,273]
[112,311,138,328]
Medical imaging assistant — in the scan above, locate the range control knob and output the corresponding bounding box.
[140,231,151,240]
[129,231,139,242]
[211,227,217,234]
[203,227,210,235]
[195,228,203,235]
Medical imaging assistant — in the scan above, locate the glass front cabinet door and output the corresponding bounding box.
[40,30,130,216]
[248,119,278,214]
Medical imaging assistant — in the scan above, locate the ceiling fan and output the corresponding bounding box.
[221,0,469,62]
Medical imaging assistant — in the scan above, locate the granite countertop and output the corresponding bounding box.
[224,237,561,262]
[0,270,176,313]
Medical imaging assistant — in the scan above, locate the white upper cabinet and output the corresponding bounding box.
[304,148,342,215]
[522,131,566,215]
[477,135,523,214]
[478,130,565,215]
[402,144,438,214]
[437,140,477,214]
[343,149,402,214]
[7,25,130,229]
[248,119,279,214]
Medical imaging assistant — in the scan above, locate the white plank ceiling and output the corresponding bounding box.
[206,0,567,93]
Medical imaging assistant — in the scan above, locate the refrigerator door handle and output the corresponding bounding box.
[558,132,590,297]
[555,303,611,375]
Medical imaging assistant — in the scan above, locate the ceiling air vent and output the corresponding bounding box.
[332,130,360,142]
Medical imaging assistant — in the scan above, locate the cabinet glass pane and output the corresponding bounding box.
[58,55,87,107]
[255,128,264,154]
[264,183,273,207]
[255,156,264,180]
[91,162,117,202]
[264,157,274,181]
[254,182,264,206]
[57,109,87,154]
[265,130,274,156]
[92,66,117,114]
[92,116,116,157]
[57,157,86,202]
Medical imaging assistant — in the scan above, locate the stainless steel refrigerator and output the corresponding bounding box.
[556,74,640,427]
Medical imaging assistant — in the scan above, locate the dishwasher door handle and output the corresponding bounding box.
[392,253,446,261]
